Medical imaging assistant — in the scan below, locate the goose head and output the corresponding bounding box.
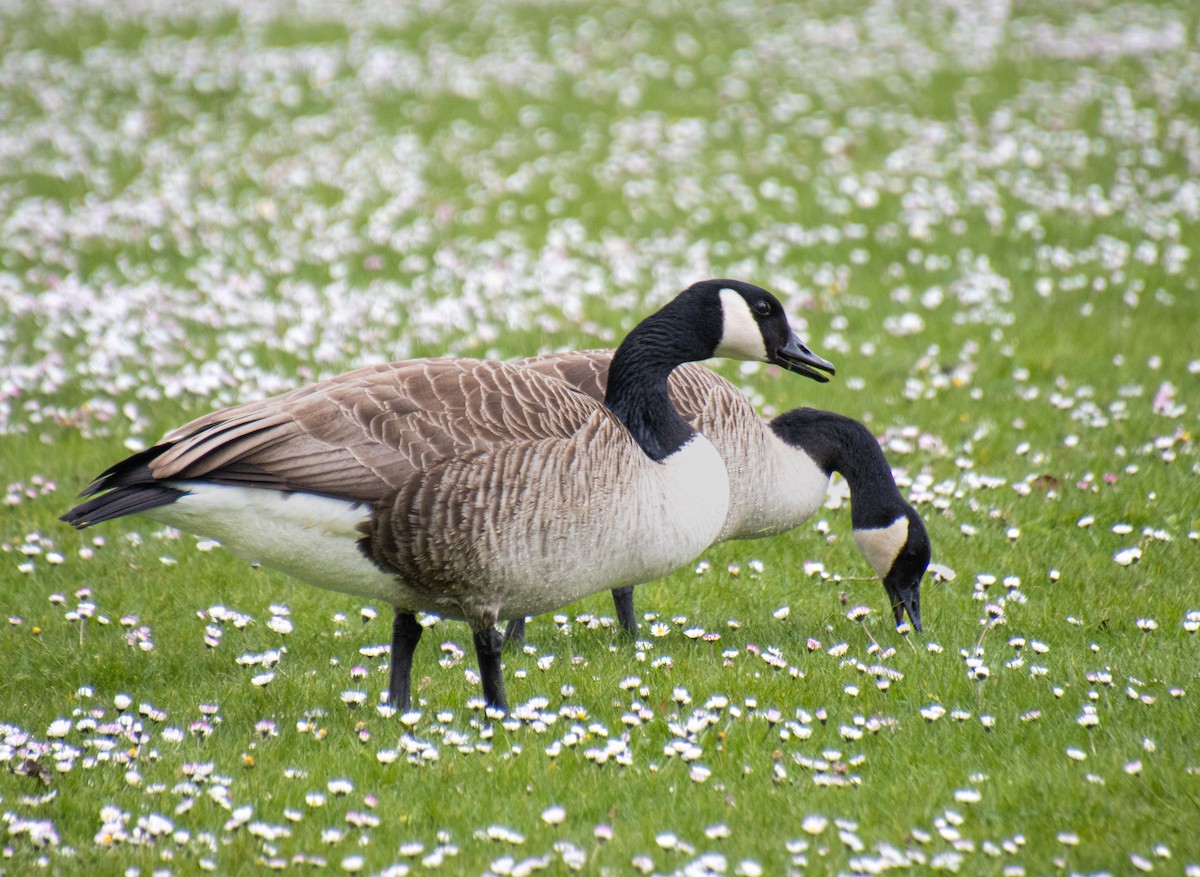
[708,280,836,382]
[852,505,930,632]
[769,408,928,632]
[634,279,835,381]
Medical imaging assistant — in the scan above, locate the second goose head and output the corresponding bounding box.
[769,409,930,630]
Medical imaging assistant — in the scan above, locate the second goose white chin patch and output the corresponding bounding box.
[853,517,909,580]
[713,287,768,362]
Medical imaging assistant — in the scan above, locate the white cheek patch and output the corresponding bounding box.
[853,517,909,580]
[713,288,768,362]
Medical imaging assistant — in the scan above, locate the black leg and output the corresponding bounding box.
[503,616,528,645]
[612,586,638,637]
[472,626,508,712]
[388,611,423,709]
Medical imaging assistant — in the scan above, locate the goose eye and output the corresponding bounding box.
[753,300,771,316]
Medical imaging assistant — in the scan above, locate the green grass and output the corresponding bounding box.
[3,0,1200,874]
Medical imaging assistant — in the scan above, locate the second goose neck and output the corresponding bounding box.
[771,410,904,529]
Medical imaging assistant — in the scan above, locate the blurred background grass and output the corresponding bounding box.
[2,0,1199,873]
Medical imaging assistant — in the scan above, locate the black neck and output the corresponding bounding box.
[604,294,719,461]
[769,409,908,530]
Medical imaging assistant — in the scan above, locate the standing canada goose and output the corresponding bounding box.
[61,280,835,711]
[501,350,928,643]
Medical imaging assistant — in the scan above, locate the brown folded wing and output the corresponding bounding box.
[146,359,602,504]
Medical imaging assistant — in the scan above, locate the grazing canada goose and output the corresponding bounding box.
[501,350,928,642]
[61,280,835,711]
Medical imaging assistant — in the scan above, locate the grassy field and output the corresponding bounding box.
[3,0,1200,874]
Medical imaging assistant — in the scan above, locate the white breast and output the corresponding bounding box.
[507,434,729,618]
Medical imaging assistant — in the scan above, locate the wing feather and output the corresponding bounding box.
[90,359,604,506]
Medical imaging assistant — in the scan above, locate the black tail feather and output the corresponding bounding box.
[63,442,185,528]
[64,437,295,529]
[77,444,172,497]
[61,484,185,528]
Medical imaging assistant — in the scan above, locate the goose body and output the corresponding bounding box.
[97,362,728,620]
[62,280,835,710]
[507,350,929,638]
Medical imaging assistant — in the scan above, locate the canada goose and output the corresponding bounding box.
[61,280,835,711]
[501,350,928,643]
